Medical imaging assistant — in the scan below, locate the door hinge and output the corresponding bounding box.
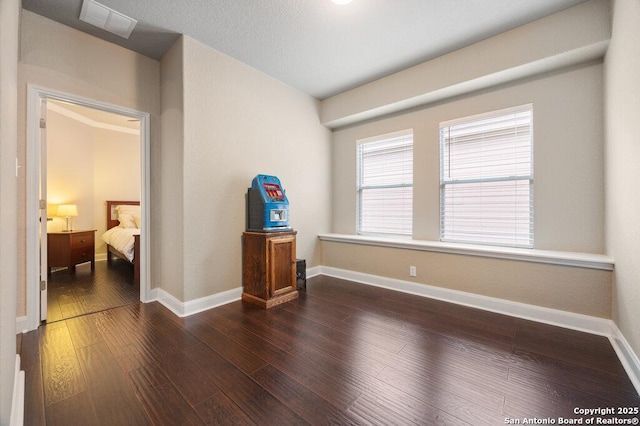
[39,199,46,209]
[39,118,46,129]
[40,280,47,291]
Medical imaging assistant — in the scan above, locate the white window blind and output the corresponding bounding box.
[357,130,413,237]
[440,105,533,248]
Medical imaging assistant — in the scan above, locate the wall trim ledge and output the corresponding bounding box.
[318,233,614,271]
[149,286,242,318]
[315,266,639,395]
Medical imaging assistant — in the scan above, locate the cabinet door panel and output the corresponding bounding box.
[268,236,295,297]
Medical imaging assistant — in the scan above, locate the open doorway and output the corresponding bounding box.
[45,100,141,322]
[26,86,150,330]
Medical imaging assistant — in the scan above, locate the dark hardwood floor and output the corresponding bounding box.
[18,275,639,425]
[47,259,139,322]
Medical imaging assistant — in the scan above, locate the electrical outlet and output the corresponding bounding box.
[409,266,417,277]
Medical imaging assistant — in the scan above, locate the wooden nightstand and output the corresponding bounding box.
[47,230,97,274]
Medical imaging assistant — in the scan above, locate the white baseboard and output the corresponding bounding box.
[11,355,24,426]
[609,324,640,395]
[147,265,321,317]
[318,266,612,335]
[149,286,242,318]
[316,266,640,395]
[306,265,322,279]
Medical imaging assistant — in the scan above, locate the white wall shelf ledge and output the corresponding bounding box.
[318,233,614,271]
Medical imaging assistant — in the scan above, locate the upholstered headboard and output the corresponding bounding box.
[106,200,140,230]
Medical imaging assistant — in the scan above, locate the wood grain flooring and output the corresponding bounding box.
[19,275,639,425]
[47,259,139,323]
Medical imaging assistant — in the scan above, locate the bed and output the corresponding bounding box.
[102,200,140,283]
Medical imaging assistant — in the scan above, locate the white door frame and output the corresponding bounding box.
[25,84,151,331]
[38,97,48,323]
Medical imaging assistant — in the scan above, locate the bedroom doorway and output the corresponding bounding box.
[46,100,140,322]
[26,86,151,330]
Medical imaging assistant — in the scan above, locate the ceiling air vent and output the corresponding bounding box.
[79,0,137,39]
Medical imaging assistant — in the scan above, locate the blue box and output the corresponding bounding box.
[246,174,292,232]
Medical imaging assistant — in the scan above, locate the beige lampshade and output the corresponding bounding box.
[57,204,78,217]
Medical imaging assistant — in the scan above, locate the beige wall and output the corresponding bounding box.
[332,63,605,253]
[325,3,609,317]
[322,241,612,318]
[46,109,95,232]
[163,36,332,302]
[325,64,610,317]
[18,10,160,315]
[0,0,19,422]
[605,0,640,356]
[158,37,185,300]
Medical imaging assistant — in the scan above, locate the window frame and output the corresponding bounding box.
[439,104,534,248]
[356,129,414,238]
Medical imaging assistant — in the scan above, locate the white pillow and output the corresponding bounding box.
[134,215,141,229]
[118,213,137,229]
[116,204,140,216]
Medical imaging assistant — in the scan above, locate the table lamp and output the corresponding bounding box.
[57,204,78,232]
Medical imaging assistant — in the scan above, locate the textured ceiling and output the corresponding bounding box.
[22,0,590,99]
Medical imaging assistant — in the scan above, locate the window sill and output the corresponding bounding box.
[317,233,614,271]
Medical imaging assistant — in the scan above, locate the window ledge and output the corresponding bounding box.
[317,233,614,271]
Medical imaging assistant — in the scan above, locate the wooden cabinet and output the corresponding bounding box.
[242,231,298,308]
[48,230,96,274]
